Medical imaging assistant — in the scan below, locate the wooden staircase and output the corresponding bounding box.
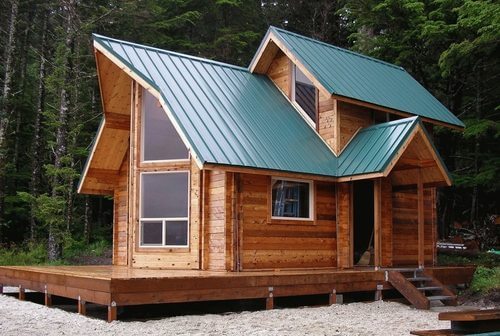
[387,268,457,309]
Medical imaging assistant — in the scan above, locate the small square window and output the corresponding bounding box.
[271,179,312,219]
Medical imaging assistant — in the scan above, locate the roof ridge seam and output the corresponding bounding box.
[270,26,405,71]
[93,33,249,72]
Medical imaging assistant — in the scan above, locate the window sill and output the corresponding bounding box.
[135,246,190,253]
[268,218,315,226]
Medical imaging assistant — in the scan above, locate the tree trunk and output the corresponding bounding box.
[30,13,48,240]
[0,0,19,243]
[48,0,76,261]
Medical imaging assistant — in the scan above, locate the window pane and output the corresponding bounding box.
[141,221,163,245]
[272,180,310,218]
[141,173,189,218]
[294,66,316,122]
[165,220,188,246]
[142,90,189,161]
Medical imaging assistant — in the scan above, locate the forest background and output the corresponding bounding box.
[0,0,498,262]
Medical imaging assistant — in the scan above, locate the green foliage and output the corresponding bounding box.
[62,237,111,260]
[0,242,50,266]
[470,266,500,293]
[438,252,500,267]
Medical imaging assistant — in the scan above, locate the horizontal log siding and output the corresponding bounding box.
[239,173,336,269]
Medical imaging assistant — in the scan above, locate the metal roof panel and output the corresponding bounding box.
[268,27,464,128]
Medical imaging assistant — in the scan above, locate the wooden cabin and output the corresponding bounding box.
[79,27,462,271]
[0,27,474,321]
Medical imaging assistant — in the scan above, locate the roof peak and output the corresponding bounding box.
[269,26,405,72]
[92,33,249,72]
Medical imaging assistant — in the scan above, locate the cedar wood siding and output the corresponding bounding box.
[113,155,129,266]
[392,187,437,266]
[239,173,337,270]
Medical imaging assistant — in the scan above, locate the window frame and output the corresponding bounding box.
[270,177,314,221]
[139,170,190,248]
[140,90,190,164]
[291,63,317,128]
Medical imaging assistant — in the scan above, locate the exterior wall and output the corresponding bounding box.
[128,83,200,269]
[203,170,226,270]
[318,90,337,152]
[338,101,372,151]
[380,178,393,267]
[267,50,291,97]
[392,187,436,266]
[113,155,129,266]
[336,183,351,268]
[239,173,336,270]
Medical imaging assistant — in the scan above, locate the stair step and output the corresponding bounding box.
[427,295,455,301]
[417,286,442,291]
[407,277,432,282]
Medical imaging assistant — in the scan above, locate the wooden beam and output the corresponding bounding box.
[78,297,87,316]
[332,94,464,131]
[44,286,52,307]
[108,303,117,322]
[417,169,425,268]
[105,112,130,131]
[373,179,382,269]
[203,163,337,182]
[18,285,25,300]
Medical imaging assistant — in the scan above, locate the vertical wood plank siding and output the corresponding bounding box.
[392,187,436,266]
[113,156,129,266]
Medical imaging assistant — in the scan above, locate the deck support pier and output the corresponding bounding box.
[78,296,86,316]
[44,286,52,307]
[108,302,117,322]
[375,284,383,301]
[329,289,337,305]
[266,287,274,310]
[18,285,25,300]
[0,284,3,294]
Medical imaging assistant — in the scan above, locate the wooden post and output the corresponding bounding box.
[329,289,337,305]
[0,284,3,294]
[78,296,86,316]
[107,302,117,322]
[374,179,382,270]
[18,285,25,300]
[44,286,52,307]
[417,169,425,268]
[266,287,274,310]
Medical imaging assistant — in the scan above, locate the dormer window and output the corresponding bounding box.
[292,64,317,124]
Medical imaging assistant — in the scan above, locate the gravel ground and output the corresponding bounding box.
[0,287,454,336]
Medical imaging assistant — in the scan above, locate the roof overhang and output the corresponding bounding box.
[249,27,464,131]
[337,120,452,186]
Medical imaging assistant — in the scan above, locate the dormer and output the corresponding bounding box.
[250,26,464,155]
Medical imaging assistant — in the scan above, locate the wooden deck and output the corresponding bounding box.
[0,265,475,322]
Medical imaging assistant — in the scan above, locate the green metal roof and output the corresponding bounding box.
[91,34,450,180]
[338,117,451,180]
[338,117,418,176]
[256,27,464,128]
[93,34,338,177]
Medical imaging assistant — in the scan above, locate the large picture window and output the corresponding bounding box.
[292,65,317,124]
[142,90,189,162]
[271,178,313,219]
[140,172,189,247]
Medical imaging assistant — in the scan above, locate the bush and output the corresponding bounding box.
[0,242,48,265]
[470,266,500,293]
